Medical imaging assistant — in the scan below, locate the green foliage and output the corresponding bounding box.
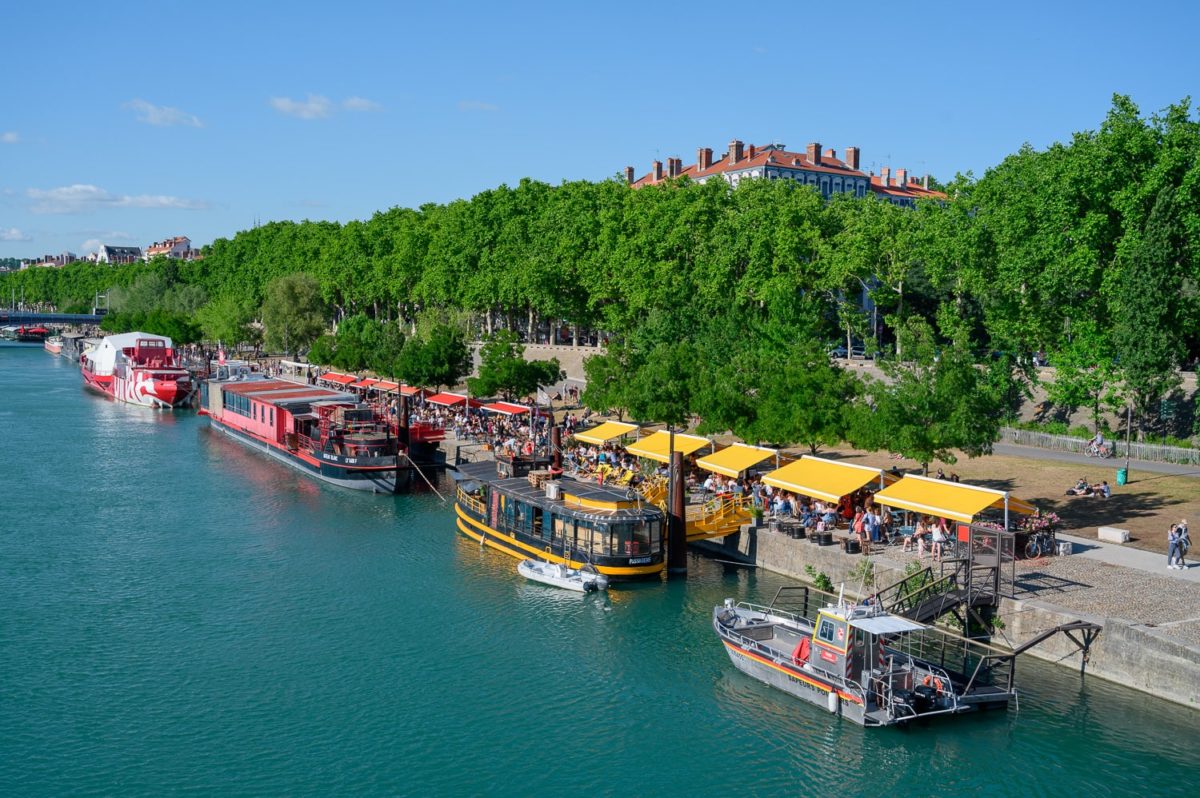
[99,310,202,344]
[851,319,1014,471]
[260,273,326,357]
[803,565,834,593]
[195,294,259,348]
[468,329,564,400]
[848,558,875,588]
[394,324,471,390]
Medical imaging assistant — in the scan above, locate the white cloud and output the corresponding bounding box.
[1,131,18,144]
[343,96,382,112]
[81,238,103,253]
[269,94,334,119]
[457,100,499,112]
[123,99,203,127]
[1,227,31,241]
[27,184,209,214]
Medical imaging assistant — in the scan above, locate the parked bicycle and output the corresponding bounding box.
[1024,528,1058,558]
[1085,441,1113,458]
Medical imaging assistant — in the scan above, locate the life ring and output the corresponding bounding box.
[922,674,944,692]
[791,637,811,665]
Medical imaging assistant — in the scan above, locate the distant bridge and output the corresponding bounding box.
[0,311,104,326]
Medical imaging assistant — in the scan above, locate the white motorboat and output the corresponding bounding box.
[517,559,609,592]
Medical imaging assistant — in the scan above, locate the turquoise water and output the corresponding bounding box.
[0,342,1195,796]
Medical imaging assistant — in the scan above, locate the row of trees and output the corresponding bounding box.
[4,95,1198,445]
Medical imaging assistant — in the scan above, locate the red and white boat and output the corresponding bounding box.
[80,332,196,409]
[44,335,64,355]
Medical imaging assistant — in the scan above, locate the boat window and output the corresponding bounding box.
[552,515,572,545]
[575,519,609,556]
[816,616,842,646]
[612,521,653,556]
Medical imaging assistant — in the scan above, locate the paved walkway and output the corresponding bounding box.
[992,442,1200,478]
[1058,532,1200,583]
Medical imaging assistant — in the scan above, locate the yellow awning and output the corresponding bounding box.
[872,475,1036,524]
[573,421,639,445]
[625,431,710,463]
[696,444,777,478]
[762,456,890,503]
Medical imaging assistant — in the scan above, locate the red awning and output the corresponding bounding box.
[483,401,532,416]
[351,378,379,388]
[374,381,399,392]
[425,392,480,408]
[321,372,356,385]
[399,385,429,397]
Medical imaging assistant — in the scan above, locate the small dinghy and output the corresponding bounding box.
[517,559,609,593]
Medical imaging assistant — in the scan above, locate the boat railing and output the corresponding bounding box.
[295,433,317,452]
[730,600,809,628]
[457,486,486,515]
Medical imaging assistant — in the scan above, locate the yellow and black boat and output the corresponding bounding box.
[453,459,666,581]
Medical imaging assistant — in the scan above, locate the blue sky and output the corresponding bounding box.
[2,0,1198,258]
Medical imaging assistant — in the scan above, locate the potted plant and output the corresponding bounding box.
[749,505,765,529]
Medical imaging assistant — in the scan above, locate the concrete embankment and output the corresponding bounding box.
[696,526,1200,709]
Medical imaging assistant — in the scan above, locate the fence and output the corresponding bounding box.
[999,426,1200,466]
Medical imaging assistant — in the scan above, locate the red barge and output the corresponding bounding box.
[199,365,445,493]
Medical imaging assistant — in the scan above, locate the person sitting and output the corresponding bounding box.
[903,518,924,553]
[1092,480,1111,499]
[935,468,947,480]
[1065,477,1092,496]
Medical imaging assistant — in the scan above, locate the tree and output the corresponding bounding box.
[1110,186,1188,424]
[260,273,326,357]
[195,294,260,348]
[851,319,1011,473]
[743,341,861,453]
[394,324,471,390]
[468,329,564,400]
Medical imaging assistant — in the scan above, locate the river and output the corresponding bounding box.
[0,342,1193,796]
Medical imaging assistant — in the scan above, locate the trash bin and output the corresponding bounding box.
[1116,468,1128,486]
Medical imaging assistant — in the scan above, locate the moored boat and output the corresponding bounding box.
[200,365,411,493]
[44,335,63,355]
[80,332,195,408]
[454,459,666,581]
[517,558,609,592]
[712,593,1017,726]
[16,325,49,343]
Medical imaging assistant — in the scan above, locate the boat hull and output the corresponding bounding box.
[44,341,62,355]
[454,502,664,581]
[82,367,194,408]
[720,638,867,724]
[209,416,405,493]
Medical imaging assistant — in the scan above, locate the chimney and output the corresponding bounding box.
[845,146,860,170]
[624,166,635,184]
[729,139,744,163]
[697,147,713,170]
[806,142,821,165]
[747,143,757,159]
[923,174,930,190]
[824,148,836,161]
[652,160,663,181]
[880,167,890,186]
[896,168,908,188]
[668,158,681,178]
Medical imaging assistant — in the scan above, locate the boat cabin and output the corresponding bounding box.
[455,460,666,577]
[201,378,394,455]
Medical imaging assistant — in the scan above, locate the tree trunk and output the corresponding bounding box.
[895,280,905,360]
[527,307,535,343]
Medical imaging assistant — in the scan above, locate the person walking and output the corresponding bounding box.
[1167,524,1182,570]
[1177,520,1190,569]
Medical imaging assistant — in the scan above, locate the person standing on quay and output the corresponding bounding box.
[1176,520,1190,569]
[1167,524,1182,570]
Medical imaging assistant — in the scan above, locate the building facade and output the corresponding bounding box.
[144,236,194,260]
[626,139,945,205]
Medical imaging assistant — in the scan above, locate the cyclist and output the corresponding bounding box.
[1090,431,1108,457]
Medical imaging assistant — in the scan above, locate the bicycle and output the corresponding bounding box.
[1085,441,1113,458]
[1024,528,1058,559]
